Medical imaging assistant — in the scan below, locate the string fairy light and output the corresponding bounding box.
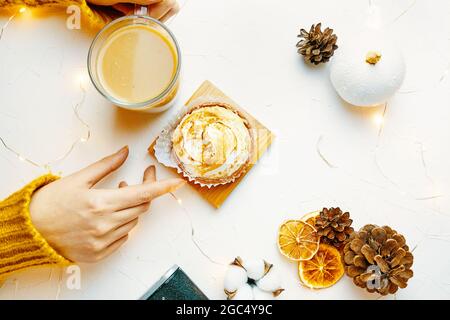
[0,8,91,172]
[375,103,388,140]
[169,192,228,266]
[315,100,444,203]
[0,7,26,41]
[364,0,446,204]
[373,113,385,127]
[372,103,444,202]
[0,82,90,172]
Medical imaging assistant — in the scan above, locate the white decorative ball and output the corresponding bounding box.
[330,35,405,107]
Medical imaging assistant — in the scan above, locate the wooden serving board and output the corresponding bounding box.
[148,80,274,208]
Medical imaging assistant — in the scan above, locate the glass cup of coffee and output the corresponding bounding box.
[88,14,181,113]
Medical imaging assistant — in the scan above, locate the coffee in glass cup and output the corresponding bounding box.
[88,15,181,113]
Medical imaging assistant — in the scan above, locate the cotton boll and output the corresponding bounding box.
[330,35,405,107]
[252,286,273,300]
[233,283,254,300]
[241,258,265,281]
[223,257,284,300]
[224,265,247,293]
[257,266,282,292]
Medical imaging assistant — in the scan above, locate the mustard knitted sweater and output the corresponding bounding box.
[0,175,70,280]
[0,0,116,27]
[0,0,121,280]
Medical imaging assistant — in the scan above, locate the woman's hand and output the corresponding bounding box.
[87,0,180,22]
[29,146,185,263]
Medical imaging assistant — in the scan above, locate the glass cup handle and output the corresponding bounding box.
[134,4,148,16]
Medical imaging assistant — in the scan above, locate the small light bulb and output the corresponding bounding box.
[177,198,183,205]
[77,75,86,86]
[19,7,26,13]
[373,114,384,126]
[18,155,25,162]
[80,137,87,143]
[75,70,88,87]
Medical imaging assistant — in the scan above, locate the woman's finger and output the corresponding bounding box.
[112,3,133,15]
[97,234,129,261]
[69,146,129,188]
[112,1,165,15]
[119,181,128,188]
[103,218,139,246]
[141,165,156,207]
[101,178,185,211]
[118,165,155,188]
[112,202,150,225]
[109,166,156,225]
[159,6,179,22]
[125,0,162,5]
[143,165,156,183]
[149,0,178,20]
[90,0,162,6]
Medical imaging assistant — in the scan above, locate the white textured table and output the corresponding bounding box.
[1,0,449,299]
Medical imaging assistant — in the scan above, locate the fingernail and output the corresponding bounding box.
[118,145,129,154]
[145,165,156,174]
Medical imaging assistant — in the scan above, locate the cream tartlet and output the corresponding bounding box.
[171,102,254,185]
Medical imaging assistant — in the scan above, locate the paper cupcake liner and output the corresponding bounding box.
[154,96,251,188]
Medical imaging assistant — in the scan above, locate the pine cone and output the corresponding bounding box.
[343,224,414,295]
[296,23,338,65]
[314,207,354,249]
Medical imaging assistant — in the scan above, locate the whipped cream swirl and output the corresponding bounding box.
[172,106,252,181]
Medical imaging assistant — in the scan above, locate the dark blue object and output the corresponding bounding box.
[141,265,208,300]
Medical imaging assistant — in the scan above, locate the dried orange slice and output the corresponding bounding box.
[300,211,320,226]
[278,220,320,261]
[298,243,344,289]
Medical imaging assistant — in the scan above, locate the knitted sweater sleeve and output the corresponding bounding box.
[0,0,112,27]
[0,174,70,280]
